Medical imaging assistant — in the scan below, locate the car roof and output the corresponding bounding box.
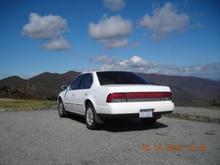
[82,70,133,74]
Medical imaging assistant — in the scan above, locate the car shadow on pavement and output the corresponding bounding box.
[100,119,168,132]
[67,113,168,132]
[67,113,85,122]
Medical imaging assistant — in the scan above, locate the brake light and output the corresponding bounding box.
[106,92,172,102]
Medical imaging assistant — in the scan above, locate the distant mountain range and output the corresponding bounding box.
[0,71,220,107]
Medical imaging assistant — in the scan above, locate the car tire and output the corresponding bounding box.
[85,103,98,130]
[140,118,157,124]
[58,99,67,117]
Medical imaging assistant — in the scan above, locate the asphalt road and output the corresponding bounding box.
[0,110,219,165]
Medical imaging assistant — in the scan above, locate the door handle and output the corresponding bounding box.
[84,93,88,96]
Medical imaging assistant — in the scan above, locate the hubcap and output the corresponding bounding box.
[86,107,93,125]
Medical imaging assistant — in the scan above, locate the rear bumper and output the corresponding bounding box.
[98,110,172,119]
[95,100,174,115]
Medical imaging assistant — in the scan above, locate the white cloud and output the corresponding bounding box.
[22,13,67,39]
[92,55,118,64]
[43,37,70,50]
[89,15,132,39]
[139,2,189,40]
[93,55,220,79]
[94,55,157,71]
[104,0,125,11]
[129,56,148,66]
[89,15,133,48]
[22,13,70,50]
[102,38,128,48]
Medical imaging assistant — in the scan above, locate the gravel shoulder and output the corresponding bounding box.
[0,110,220,165]
[165,107,220,124]
[174,107,220,119]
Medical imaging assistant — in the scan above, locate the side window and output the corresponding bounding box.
[86,74,93,89]
[79,73,93,89]
[69,75,82,90]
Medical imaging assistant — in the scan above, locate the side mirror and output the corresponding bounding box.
[61,84,68,90]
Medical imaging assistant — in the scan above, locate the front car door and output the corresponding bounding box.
[73,73,93,115]
[63,75,82,113]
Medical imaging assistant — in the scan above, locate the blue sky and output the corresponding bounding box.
[0,0,220,80]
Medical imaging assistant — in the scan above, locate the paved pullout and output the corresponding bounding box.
[0,110,219,165]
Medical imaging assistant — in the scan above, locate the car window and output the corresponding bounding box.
[79,73,93,89]
[69,75,83,90]
[96,71,148,85]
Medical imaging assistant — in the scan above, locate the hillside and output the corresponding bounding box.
[137,73,220,107]
[0,71,220,107]
[0,71,80,100]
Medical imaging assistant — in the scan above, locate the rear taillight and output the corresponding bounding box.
[106,93,126,102]
[106,92,172,102]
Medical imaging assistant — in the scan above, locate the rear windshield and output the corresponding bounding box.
[96,71,148,85]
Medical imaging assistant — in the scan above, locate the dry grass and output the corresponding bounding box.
[0,99,57,111]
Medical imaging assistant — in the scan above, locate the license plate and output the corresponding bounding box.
[139,109,153,118]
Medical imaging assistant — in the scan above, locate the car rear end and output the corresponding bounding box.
[94,71,174,119]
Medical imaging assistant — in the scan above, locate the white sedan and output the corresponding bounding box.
[58,71,174,129]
